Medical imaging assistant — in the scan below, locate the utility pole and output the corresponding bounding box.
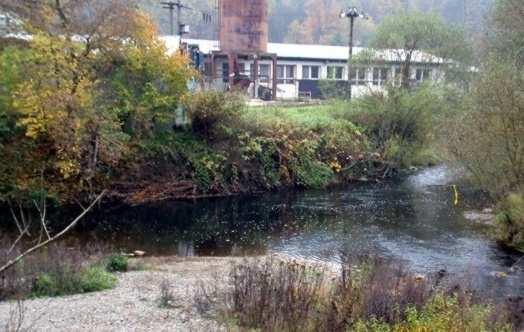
[161,1,192,36]
[463,0,468,30]
[340,7,367,100]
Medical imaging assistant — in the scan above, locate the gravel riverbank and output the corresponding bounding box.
[0,257,238,332]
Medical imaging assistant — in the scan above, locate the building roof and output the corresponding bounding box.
[160,36,444,64]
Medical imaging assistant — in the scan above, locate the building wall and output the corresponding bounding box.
[210,57,441,99]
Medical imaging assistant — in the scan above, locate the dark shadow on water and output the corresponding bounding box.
[2,166,523,297]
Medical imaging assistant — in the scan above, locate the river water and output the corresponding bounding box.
[68,166,523,296]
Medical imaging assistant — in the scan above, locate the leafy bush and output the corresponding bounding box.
[0,12,194,205]
[348,86,442,168]
[318,80,348,100]
[442,61,524,198]
[397,294,502,332]
[238,104,369,188]
[1,242,107,300]
[106,254,129,272]
[31,266,116,297]
[192,153,227,191]
[80,266,117,293]
[289,140,334,188]
[353,294,509,332]
[32,273,63,297]
[239,134,281,188]
[183,91,244,140]
[496,193,524,252]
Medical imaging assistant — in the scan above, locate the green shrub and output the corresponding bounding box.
[106,254,129,272]
[399,294,495,332]
[496,193,524,252]
[289,139,334,188]
[183,91,244,140]
[239,134,281,188]
[348,86,441,168]
[441,61,524,197]
[290,156,334,188]
[353,294,510,332]
[31,266,116,298]
[318,80,348,100]
[239,104,368,188]
[31,265,86,297]
[80,266,117,293]
[192,152,227,191]
[32,273,63,297]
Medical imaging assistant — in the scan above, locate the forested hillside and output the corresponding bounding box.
[139,0,491,46]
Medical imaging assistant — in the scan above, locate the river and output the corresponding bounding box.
[64,166,523,296]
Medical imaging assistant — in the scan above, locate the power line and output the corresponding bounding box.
[160,1,192,36]
[160,0,217,37]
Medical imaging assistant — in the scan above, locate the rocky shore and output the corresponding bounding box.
[0,257,237,332]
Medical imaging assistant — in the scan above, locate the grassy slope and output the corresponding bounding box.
[243,102,354,129]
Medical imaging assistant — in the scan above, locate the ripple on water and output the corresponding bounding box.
[19,166,522,298]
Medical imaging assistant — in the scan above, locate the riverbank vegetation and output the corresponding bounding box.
[197,257,519,331]
[0,242,128,300]
[0,3,440,211]
[0,1,472,211]
[0,0,523,329]
[440,0,524,251]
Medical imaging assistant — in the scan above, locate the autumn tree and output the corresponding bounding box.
[0,0,193,203]
[282,0,375,46]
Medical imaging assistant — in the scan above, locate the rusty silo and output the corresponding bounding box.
[219,0,268,53]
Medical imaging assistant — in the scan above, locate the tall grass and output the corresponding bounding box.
[243,101,354,131]
[0,240,117,300]
[197,257,517,332]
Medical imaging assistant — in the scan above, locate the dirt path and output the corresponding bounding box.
[0,257,241,332]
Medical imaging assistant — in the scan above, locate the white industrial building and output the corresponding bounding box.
[162,36,445,100]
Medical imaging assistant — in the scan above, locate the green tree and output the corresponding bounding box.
[487,0,524,65]
[0,0,193,203]
[371,12,472,88]
[441,0,524,250]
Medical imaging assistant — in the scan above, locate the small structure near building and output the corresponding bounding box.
[165,36,444,100]
[165,0,444,100]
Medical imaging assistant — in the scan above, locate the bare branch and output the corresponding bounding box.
[32,199,50,240]
[0,190,106,275]
[7,223,30,257]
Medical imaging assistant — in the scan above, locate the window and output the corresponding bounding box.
[222,63,229,83]
[277,65,296,84]
[204,62,212,77]
[302,65,320,80]
[302,66,309,79]
[250,64,271,82]
[416,68,432,83]
[372,68,389,86]
[311,66,320,79]
[238,63,245,75]
[350,68,367,85]
[327,66,344,80]
[393,67,402,86]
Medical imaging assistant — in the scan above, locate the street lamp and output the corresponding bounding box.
[340,7,368,100]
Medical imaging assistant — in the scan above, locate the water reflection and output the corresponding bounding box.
[65,166,523,296]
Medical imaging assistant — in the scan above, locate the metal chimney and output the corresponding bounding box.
[219,0,268,53]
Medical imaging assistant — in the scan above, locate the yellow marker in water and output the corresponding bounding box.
[452,185,459,206]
